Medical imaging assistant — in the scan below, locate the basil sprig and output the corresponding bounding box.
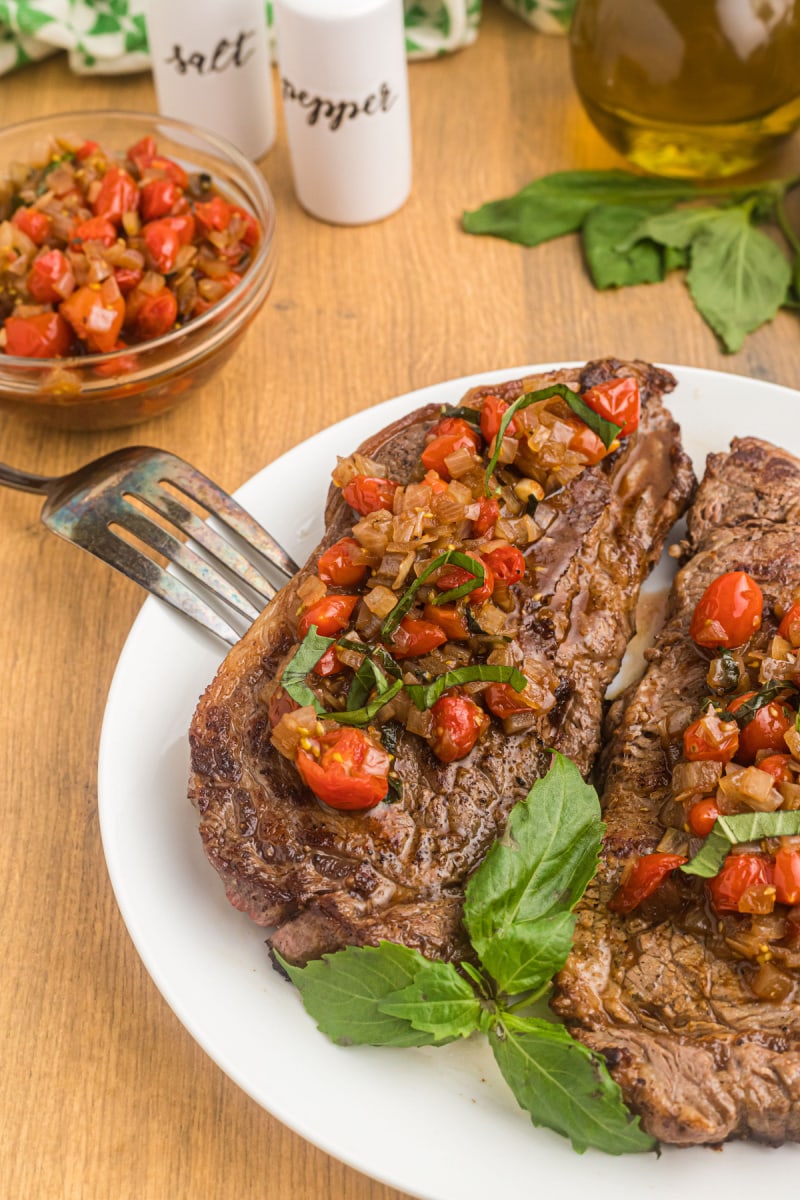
[483,383,622,496]
[681,810,800,878]
[280,754,655,1155]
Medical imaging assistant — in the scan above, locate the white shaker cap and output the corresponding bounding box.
[273,0,412,225]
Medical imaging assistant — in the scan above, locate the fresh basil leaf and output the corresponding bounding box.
[278,942,441,1047]
[462,170,697,247]
[490,1017,657,1155]
[681,810,800,878]
[664,243,690,272]
[330,677,405,726]
[687,206,791,352]
[582,205,665,289]
[280,626,334,715]
[620,204,731,251]
[405,664,526,712]
[464,753,604,994]
[428,550,486,605]
[379,961,482,1040]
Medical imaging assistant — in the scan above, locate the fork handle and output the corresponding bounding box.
[0,462,53,495]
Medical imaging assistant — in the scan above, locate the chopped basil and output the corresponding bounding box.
[329,678,405,726]
[279,626,334,714]
[380,549,476,638]
[443,404,482,429]
[718,679,797,725]
[681,810,800,878]
[427,551,486,606]
[405,664,526,711]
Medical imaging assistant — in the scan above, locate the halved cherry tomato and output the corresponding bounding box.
[484,682,532,720]
[426,416,480,445]
[71,216,117,248]
[757,753,794,783]
[113,266,144,295]
[689,571,763,649]
[434,556,494,606]
[707,853,773,913]
[422,602,470,641]
[389,616,447,659]
[421,428,480,480]
[423,468,448,495]
[480,394,518,444]
[4,312,72,357]
[60,279,125,353]
[429,692,488,763]
[143,214,196,273]
[582,376,640,438]
[313,646,346,676]
[148,155,189,189]
[687,798,721,838]
[27,249,75,303]
[342,475,398,515]
[127,136,157,171]
[472,495,499,537]
[195,196,232,233]
[727,693,794,764]
[317,537,370,587]
[566,417,607,466]
[682,709,739,762]
[296,726,390,811]
[134,287,178,339]
[483,544,526,586]
[608,852,687,914]
[92,165,139,224]
[298,594,359,639]
[12,206,50,245]
[773,848,800,905]
[778,602,800,647]
[140,178,182,221]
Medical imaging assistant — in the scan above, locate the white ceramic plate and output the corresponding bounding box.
[98,364,800,1199]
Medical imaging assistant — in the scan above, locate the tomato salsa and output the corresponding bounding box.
[0,134,261,358]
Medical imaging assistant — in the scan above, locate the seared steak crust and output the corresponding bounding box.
[553,437,800,1146]
[189,359,694,966]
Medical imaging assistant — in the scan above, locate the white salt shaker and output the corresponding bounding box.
[146,0,276,160]
[273,0,412,225]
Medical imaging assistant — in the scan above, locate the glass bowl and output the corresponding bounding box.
[0,110,276,431]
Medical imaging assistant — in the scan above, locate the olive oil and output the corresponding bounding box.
[570,0,800,177]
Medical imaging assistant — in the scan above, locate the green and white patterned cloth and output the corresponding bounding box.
[0,0,575,78]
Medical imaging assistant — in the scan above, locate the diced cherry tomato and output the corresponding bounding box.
[683,709,739,762]
[317,537,369,587]
[195,196,231,233]
[313,646,346,677]
[689,571,763,649]
[342,475,398,515]
[483,544,526,586]
[727,693,794,764]
[149,155,189,189]
[60,278,125,353]
[566,417,607,466]
[484,683,531,720]
[12,206,50,245]
[134,287,178,339]
[229,204,260,247]
[757,753,794,783]
[423,468,448,495]
[472,496,499,537]
[91,341,138,378]
[434,556,494,606]
[480,394,518,444]
[296,726,389,811]
[707,853,773,913]
[4,311,72,357]
[773,848,800,905]
[140,178,182,221]
[389,617,448,659]
[143,214,196,273]
[421,429,480,480]
[608,852,687,914]
[92,166,139,224]
[778,602,800,647]
[127,136,157,171]
[429,692,488,763]
[75,140,100,161]
[427,416,480,445]
[687,798,721,838]
[422,602,470,641]
[581,376,640,438]
[113,266,144,294]
[71,216,117,248]
[27,249,75,303]
[297,595,359,639]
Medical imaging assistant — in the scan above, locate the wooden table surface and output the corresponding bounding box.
[3,6,800,1198]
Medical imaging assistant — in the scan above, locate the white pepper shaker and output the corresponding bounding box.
[273,0,412,225]
[146,0,276,160]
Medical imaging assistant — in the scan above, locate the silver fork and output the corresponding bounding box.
[0,446,300,646]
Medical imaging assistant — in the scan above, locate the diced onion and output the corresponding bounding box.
[271,704,319,761]
[296,574,327,607]
[363,585,398,618]
[718,765,782,812]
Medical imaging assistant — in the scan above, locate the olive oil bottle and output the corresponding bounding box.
[570,0,800,177]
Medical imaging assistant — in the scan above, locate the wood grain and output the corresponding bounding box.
[2,5,799,1198]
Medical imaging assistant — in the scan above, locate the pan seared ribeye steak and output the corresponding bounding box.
[189,359,694,967]
[554,437,800,1146]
